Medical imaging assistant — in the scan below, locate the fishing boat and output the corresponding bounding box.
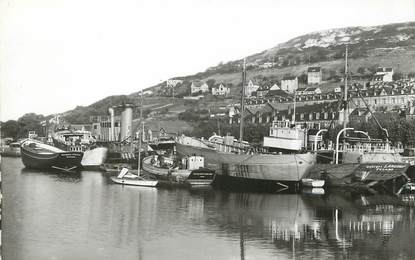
[176,66,315,190]
[142,154,216,185]
[111,89,159,187]
[52,128,108,170]
[305,46,410,192]
[20,139,83,171]
[142,155,201,179]
[0,142,21,157]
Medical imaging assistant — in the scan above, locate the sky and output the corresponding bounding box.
[0,0,414,121]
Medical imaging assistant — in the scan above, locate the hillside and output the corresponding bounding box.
[62,21,415,123]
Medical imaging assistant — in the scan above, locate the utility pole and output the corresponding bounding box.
[342,44,349,147]
[343,45,349,130]
[239,58,247,144]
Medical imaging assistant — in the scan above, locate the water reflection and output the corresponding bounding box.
[21,167,82,183]
[2,157,415,260]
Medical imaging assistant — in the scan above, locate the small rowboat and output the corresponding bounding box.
[301,178,325,188]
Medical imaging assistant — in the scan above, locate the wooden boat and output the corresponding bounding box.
[142,155,216,186]
[0,142,21,157]
[301,178,325,188]
[110,168,158,187]
[142,155,191,180]
[20,139,83,171]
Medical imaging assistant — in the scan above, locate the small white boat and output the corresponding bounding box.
[111,168,158,187]
[301,178,325,188]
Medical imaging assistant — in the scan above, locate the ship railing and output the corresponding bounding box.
[343,143,403,154]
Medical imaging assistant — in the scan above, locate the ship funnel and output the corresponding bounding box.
[108,107,115,141]
[120,104,133,142]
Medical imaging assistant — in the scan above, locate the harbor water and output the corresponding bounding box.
[2,157,415,260]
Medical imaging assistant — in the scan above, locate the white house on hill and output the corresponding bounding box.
[280,76,298,93]
[373,67,393,82]
[307,67,322,85]
[212,83,231,96]
[245,80,260,97]
[191,81,209,94]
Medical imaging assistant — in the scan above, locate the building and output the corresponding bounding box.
[373,67,394,82]
[265,89,290,98]
[191,81,209,94]
[91,116,121,141]
[296,87,322,96]
[245,80,260,97]
[307,67,322,85]
[280,76,298,93]
[269,83,280,91]
[256,85,270,98]
[212,83,231,96]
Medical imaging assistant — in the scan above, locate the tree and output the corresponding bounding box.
[393,72,403,81]
[298,74,307,84]
[357,67,366,75]
[206,79,216,90]
[1,120,19,139]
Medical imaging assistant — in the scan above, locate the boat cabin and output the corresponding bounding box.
[181,155,204,170]
[263,120,320,152]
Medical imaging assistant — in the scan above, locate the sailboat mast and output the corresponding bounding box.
[343,45,349,130]
[239,58,246,143]
[292,91,296,124]
[137,89,143,175]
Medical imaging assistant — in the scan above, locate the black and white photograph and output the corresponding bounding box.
[1,0,415,259]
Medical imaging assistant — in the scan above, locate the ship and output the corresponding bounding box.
[142,154,216,186]
[0,141,21,157]
[20,139,83,171]
[52,128,107,170]
[176,135,316,189]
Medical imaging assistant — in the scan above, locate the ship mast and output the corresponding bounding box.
[343,44,349,130]
[137,89,143,176]
[292,91,296,124]
[239,58,247,143]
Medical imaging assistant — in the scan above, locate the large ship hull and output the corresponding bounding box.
[21,140,83,171]
[175,141,316,183]
[21,147,83,170]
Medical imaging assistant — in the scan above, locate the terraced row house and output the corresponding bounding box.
[230,79,415,127]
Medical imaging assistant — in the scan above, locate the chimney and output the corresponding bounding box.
[108,107,115,141]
